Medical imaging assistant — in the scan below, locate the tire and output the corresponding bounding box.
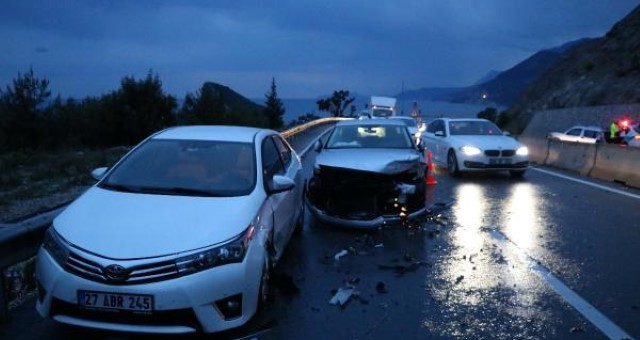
[447,150,461,177]
[509,170,526,178]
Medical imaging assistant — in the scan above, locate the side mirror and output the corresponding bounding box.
[503,131,512,137]
[91,167,108,181]
[268,175,295,194]
[313,140,323,152]
[435,130,445,137]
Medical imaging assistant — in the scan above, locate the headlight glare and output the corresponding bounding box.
[461,146,482,156]
[516,146,529,156]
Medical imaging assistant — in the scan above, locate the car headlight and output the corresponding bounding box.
[175,226,254,275]
[43,227,70,266]
[460,146,482,156]
[516,146,529,156]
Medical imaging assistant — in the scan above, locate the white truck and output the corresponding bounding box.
[369,96,397,118]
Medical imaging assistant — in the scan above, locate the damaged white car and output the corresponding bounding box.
[306,120,428,228]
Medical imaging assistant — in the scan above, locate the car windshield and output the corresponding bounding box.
[100,139,256,197]
[325,124,413,149]
[448,120,503,136]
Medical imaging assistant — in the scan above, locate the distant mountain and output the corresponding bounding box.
[474,70,502,85]
[506,5,640,131]
[201,82,265,113]
[397,87,463,102]
[397,38,593,106]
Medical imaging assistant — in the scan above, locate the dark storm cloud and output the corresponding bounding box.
[1,0,638,98]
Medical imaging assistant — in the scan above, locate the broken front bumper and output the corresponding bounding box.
[306,201,428,229]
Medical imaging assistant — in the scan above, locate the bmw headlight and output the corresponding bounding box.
[516,146,529,156]
[175,226,254,275]
[460,146,482,156]
[43,227,70,266]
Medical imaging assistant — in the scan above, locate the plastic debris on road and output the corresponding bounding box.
[329,287,355,306]
[334,249,349,261]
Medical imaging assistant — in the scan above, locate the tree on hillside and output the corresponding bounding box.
[115,71,177,144]
[316,90,355,117]
[180,82,226,125]
[477,107,498,123]
[263,77,285,129]
[0,68,51,150]
[41,96,85,149]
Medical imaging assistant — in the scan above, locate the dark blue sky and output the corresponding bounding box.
[1,0,639,99]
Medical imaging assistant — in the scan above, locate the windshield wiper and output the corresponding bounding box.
[139,186,224,197]
[99,182,144,193]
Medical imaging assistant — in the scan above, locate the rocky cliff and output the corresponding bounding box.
[506,5,640,132]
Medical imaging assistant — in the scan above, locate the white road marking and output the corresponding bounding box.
[532,167,640,200]
[487,229,634,340]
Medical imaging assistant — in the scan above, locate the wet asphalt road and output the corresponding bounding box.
[2,125,640,339]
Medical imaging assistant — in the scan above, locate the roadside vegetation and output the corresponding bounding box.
[0,69,288,222]
[0,147,128,222]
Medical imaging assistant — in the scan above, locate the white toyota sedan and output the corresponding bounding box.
[422,118,529,177]
[36,125,304,334]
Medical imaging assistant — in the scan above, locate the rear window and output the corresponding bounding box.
[584,130,600,138]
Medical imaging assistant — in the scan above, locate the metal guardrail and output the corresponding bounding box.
[280,117,350,139]
[0,117,343,323]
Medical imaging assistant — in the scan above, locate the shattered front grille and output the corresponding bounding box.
[65,252,180,285]
[309,165,425,220]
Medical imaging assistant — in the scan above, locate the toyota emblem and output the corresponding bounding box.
[103,264,129,282]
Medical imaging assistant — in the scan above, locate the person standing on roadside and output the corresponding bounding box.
[609,120,620,143]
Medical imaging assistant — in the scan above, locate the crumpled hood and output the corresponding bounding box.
[451,135,523,150]
[315,148,424,174]
[53,186,261,259]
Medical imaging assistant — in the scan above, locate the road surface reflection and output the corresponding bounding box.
[422,181,556,337]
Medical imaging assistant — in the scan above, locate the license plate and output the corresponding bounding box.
[489,158,512,165]
[78,290,153,312]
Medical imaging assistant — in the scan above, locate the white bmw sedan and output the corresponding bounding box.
[422,118,529,177]
[36,125,304,334]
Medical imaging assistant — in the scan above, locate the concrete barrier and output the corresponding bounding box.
[522,134,640,189]
[544,140,596,176]
[519,136,549,164]
[590,144,640,189]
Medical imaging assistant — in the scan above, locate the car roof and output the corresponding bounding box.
[389,116,414,120]
[152,125,267,142]
[568,125,602,130]
[438,118,490,122]
[336,119,405,127]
